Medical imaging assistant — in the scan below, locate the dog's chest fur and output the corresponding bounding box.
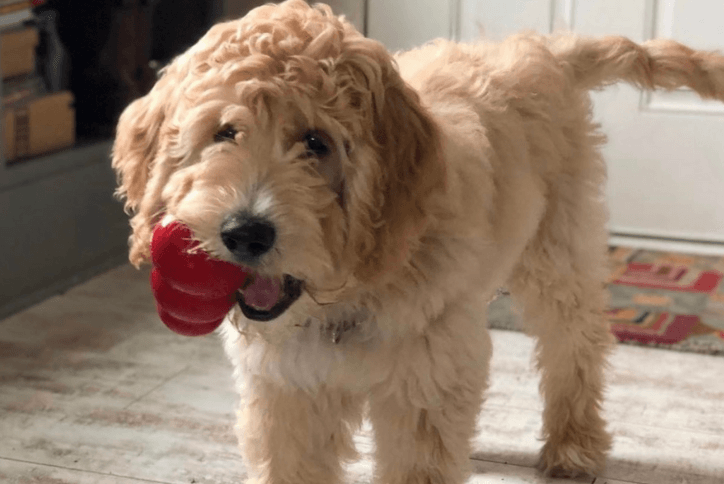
[222,304,388,391]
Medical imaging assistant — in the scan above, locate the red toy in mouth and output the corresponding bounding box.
[150,219,304,335]
[150,220,248,336]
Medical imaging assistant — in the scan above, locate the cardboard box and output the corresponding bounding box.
[1,27,39,78]
[3,91,75,161]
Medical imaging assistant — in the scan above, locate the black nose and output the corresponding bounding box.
[220,213,276,262]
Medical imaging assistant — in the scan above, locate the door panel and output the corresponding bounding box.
[459,0,724,242]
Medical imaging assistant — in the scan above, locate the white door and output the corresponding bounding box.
[457,0,724,248]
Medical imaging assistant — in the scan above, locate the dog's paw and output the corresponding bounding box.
[537,433,610,479]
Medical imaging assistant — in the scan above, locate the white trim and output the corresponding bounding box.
[550,0,576,32]
[643,90,724,115]
[656,0,677,38]
[450,0,461,41]
[563,0,576,31]
[639,0,724,115]
[609,234,724,256]
[609,225,724,245]
[643,0,657,40]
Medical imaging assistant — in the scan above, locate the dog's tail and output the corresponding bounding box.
[551,35,724,100]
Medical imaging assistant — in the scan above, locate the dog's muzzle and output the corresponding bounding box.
[220,212,304,321]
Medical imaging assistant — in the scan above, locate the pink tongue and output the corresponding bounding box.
[241,274,283,311]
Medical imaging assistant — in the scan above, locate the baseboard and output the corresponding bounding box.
[609,233,724,256]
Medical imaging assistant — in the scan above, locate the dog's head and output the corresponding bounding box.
[113,0,444,322]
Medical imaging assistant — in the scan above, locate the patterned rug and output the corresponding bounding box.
[488,247,724,355]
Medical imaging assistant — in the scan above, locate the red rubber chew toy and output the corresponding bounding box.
[150,219,248,336]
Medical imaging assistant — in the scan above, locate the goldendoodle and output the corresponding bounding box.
[112,1,724,481]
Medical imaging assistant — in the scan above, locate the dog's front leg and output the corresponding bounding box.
[369,306,492,484]
[236,376,364,484]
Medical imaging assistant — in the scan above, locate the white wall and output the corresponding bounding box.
[367,0,454,51]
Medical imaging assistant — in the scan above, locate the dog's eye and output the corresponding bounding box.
[214,125,238,143]
[303,130,331,158]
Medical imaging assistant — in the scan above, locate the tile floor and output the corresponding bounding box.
[1,264,723,483]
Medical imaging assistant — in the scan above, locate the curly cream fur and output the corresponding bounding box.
[112,1,724,482]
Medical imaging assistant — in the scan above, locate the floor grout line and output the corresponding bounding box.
[0,455,175,483]
[122,365,190,411]
[467,456,597,483]
[590,474,669,484]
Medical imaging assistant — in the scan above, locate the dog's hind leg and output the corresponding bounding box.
[368,304,492,484]
[509,163,614,477]
[236,377,364,484]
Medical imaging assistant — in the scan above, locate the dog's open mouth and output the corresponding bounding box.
[235,272,304,321]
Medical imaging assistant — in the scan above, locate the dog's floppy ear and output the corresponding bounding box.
[112,72,177,266]
[112,86,167,213]
[345,42,446,283]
